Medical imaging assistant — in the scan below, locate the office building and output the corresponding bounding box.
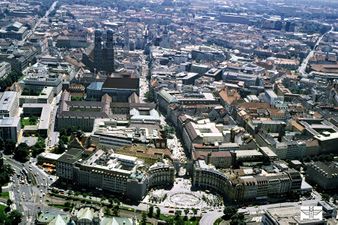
[0,22,29,40]
[306,161,338,190]
[56,149,175,201]
[101,77,139,102]
[0,91,19,117]
[192,160,301,202]
[0,62,11,80]
[0,117,21,142]
[56,91,112,132]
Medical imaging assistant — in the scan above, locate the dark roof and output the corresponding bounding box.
[184,121,198,141]
[57,148,84,164]
[102,77,139,89]
[59,111,109,118]
[66,101,104,107]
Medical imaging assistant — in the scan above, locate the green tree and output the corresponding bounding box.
[6,199,12,207]
[54,140,66,154]
[192,208,197,218]
[223,206,238,220]
[0,165,13,187]
[148,205,154,218]
[140,212,147,225]
[112,204,120,216]
[322,193,330,202]
[32,136,46,157]
[13,143,30,163]
[6,210,22,225]
[230,213,246,225]
[0,138,4,150]
[155,207,161,219]
[144,91,154,102]
[3,140,16,155]
[183,208,189,220]
[174,210,182,220]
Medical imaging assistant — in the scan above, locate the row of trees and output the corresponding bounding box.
[0,160,13,193]
[141,206,199,225]
[223,206,246,225]
[0,209,22,225]
[0,160,22,224]
[0,71,23,91]
[53,127,79,154]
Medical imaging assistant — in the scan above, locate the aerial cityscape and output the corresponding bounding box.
[0,0,338,224]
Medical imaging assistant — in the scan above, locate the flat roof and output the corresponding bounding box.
[22,103,52,130]
[0,91,17,112]
[58,148,84,164]
[0,117,20,127]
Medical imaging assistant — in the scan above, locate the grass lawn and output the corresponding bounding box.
[48,204,67,209]
[0,192,9,200]
[0,204,6,212]
[214,217,224,225]
[21,117,38,127]
[0,204,7,219]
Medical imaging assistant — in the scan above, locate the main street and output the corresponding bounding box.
[23,1,58,43]
[3,155,60,225]
[298,26,334,76]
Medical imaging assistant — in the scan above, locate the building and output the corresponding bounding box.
[192,160,301,202]
[22,103,52,137]
[91,113,163,149]
[19,86,54,106]
[0,22,29,40]
[192,151,234,168]
[56,91,111,132]
[181,119,224,153]
[306,161,338,190]
[82,29,115,73]
[0,62,11,80]
[19,66,62,96]
[86,82,104,101]
[263,89,284,107]
[0,91,19,117]
[56,33,88,49]
[262,206,325,225]
[0,117,21,142]
[56,149,175,201]
[298,118,338,153]
[101,77,139,102]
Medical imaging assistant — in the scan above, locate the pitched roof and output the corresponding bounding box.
[102,77,139,89]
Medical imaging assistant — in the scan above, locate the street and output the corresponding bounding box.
[3,155,60,225]
[298,26,334,76]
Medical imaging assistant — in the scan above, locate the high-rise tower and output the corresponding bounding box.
[86,29,115,73]
[106,29,115,72]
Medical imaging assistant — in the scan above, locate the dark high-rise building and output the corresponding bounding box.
[83,29,115,73]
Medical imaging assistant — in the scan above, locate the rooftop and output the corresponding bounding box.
[0,91,17,112]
